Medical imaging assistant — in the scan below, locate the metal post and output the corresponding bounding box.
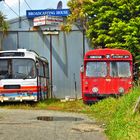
[17,31,19,49]
[43,30,59,99]
[83,30,85,58]
[73,73,77,100]
[50,34,53,98]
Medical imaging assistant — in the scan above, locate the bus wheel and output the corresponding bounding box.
[83,100,98,105]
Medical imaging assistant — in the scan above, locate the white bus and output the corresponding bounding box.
[0,49,49,102]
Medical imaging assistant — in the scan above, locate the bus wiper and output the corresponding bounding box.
[4,73,12,79]
[14,72,28,79]
[0,75,3,80]
[23,74,28,80]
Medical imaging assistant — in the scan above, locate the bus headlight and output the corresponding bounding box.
[92,87,98,93]
[128,81,132,85]
[118,87,124,93]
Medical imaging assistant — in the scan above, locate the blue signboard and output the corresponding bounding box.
[26,9,70,18]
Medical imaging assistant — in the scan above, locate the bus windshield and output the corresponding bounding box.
[85,61,131,78]
[0,59,36,79]
[86,62,107,77]
[110,62,131,77]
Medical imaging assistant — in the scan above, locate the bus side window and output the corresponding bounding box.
[38,61,44,77]
[0,60,8,78]
[44,63,49,78]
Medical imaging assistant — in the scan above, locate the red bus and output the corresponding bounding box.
[80,48,133,104]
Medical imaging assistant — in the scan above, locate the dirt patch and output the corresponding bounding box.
[46,106,62,110]
[72,123,105,133]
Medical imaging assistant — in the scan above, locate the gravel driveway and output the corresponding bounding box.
[0,109,107,140]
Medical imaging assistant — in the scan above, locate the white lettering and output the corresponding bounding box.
[56,11,68,15]
[27,9,70,18]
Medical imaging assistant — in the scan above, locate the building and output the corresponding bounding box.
[0,15,90,99]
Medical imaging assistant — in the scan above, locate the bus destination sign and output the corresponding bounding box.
[89,55,103,59]
[112,55,130,59]
[88,55,130,59]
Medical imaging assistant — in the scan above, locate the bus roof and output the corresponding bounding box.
[84,48,132,60]
[0,49,48,63]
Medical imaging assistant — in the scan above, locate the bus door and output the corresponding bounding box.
[37,60,49,100]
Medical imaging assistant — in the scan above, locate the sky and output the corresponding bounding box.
[0,0,68,20]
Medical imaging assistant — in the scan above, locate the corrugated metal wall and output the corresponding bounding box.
[0,29,89,98]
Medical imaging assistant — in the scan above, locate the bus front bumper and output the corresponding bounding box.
[84,93,122,98]
[0,95,37,102]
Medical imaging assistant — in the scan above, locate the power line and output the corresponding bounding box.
[24,0,32,10]
[2,1,29,26]
[1,0,31,27]
[3,1,19,17]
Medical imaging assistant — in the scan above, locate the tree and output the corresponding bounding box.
[61,0,88,32]
[67,0,140,58]
[0,11,9,35]
[0,11,8,50]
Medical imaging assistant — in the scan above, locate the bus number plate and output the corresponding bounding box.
[9,97,15,101]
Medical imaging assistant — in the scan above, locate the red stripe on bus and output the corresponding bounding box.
[0,86,48,93]
[0,86,37,93]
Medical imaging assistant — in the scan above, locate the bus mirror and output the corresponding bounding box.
[36,61,39,69]
[80,65,84,73]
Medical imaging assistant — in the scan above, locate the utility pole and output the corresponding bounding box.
[50,33,53,98]
[43,30,59,98]
[19,0,21,28]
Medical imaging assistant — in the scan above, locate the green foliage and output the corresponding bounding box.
[136,55,140,61]
[60,24,72,32]
[67,0,140,57]
[85,0,140,56]
[90,87,140,140]
[106,88,140,140]
[90,97,119,122]
[61,0,88,32]
[67,0,86,23]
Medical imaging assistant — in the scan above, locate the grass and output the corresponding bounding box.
[0,98,91,113]
[0,86,140,140]
[36,99,91,113]
[90,86,140,140]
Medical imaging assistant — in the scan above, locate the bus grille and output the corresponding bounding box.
[3,85,21,89]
